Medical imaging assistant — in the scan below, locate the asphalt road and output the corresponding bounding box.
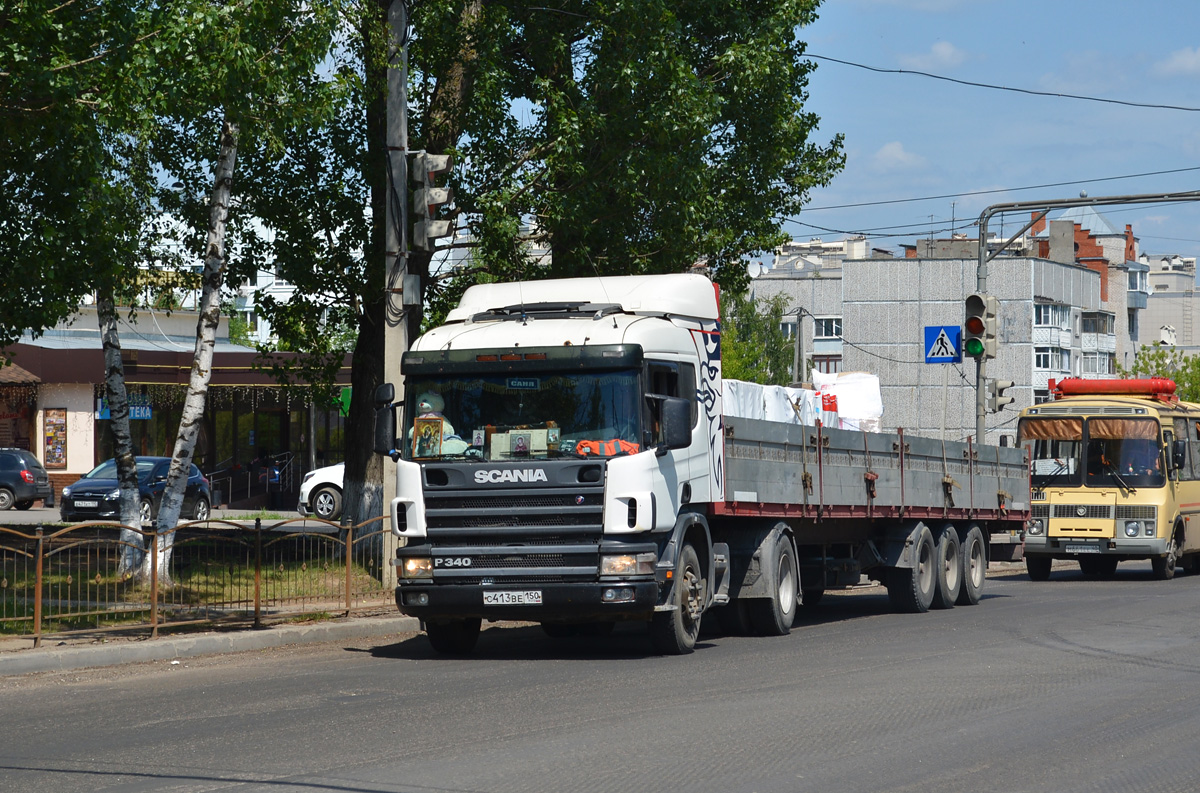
[3,562,1200,793]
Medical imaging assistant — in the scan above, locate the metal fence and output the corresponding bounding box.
[0,517,395,647]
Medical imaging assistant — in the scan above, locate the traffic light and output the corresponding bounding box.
[413,152,453,251]
[988,379,1014,412]
[963,293,998,360]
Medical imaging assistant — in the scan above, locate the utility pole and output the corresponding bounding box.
[381,0,411,585]
[973,189,1200,444]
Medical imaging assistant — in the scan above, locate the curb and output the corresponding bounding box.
[0,615,421,677]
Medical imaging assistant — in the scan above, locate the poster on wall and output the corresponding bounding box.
[44,408,67,469]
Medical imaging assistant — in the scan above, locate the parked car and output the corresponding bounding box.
[0,448,53,511]
[59,457,211,524]
[297,462,344,521]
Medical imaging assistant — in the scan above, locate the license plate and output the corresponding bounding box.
[1065,543,1101,554]
[75,500,99,508]
[483,590,542,606]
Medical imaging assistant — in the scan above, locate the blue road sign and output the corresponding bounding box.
[924,325,962,364]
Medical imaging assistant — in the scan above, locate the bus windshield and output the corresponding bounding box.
[1019,416,1164,489]
[403,370,643,462]
[1084,418,1164,489]
[1019,418,1083,487]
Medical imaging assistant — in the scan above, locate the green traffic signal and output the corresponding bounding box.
[964,337,986,357]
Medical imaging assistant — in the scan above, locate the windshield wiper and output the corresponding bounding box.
[1103,458,1137,493]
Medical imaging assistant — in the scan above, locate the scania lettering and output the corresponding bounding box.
[474,468,549,484]
[373,274,1030,655]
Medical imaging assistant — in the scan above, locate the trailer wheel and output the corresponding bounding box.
[886,524,936,613]
[425,618,481,654]
[650,542,703,655]
[956,526,986,605]
[1025,556,1052,581]
[747,532,799,635]
[930,524,961,610]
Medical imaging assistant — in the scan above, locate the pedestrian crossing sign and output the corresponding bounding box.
[924,325,962,364]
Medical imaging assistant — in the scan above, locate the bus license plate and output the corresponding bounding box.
[483,590,542,606]
[1065,543,1101,554]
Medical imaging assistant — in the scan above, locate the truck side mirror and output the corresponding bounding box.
[374,383,395,406]
[1172,439,1187,471]
[659,396,692,453]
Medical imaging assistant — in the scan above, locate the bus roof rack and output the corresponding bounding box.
[1049,377,1178,403]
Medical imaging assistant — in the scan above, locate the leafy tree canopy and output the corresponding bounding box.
[1119,345,1200,402]
[720,289,794,385]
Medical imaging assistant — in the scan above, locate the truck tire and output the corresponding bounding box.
[747,532,798,635]
[956,525,986,605]
[1152,529,1180,580]
[886,524,936,613]
[425,618,481,654]
[930,524,961,610]
[1025,556,1052,581]
[650,542,703,655]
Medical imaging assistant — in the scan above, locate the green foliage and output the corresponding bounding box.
[720,290,794,385]
[409,0,844,298]
[1118,345,1200,402]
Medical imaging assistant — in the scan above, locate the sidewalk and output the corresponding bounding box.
[0,612,420,677]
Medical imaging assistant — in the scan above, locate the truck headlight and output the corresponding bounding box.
[600,552,656,576]
[1027,519,1044,536]
[399,557,433,579]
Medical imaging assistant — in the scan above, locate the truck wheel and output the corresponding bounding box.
[886,524,936,613]
[930,524,961,610]
[956,526,986,605]
[649,542,704,655]
[748,532,799,635]
[1152,530,1180,580]
[425,618,481,654]
[1025,556,1052,581]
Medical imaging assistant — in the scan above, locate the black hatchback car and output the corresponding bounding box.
[0,448,53,510]
[59,457,211,524]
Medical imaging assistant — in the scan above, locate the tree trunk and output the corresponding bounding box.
[97,287,145,576]
[141,117,238,586]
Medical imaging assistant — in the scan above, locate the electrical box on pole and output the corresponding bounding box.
[413,152,453,251]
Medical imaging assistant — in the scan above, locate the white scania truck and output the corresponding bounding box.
[373,273,1029,654]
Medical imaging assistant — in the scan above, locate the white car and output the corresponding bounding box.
[298,462,344,521]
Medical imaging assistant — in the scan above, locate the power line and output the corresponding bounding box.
[807,54,1200,113]
[802,165,1200,213]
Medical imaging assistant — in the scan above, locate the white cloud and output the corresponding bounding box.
[1154,47,1200,76]
[898,41,967,71]
[871,142,926,171]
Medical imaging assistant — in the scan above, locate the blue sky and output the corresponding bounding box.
[791,0,1200,260]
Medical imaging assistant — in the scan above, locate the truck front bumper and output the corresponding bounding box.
[395,581,660,622]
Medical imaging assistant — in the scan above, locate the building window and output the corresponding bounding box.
[1082,353,1116,375]
[1033,389,1051,404]
[812,355,841,374]
[813,317,842,339]
[1035,347,1069,371]
[779,321,798,340]
[1081,312,1115,334]
[1034,303,1069,328]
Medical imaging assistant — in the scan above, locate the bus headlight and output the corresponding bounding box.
[600,552,656,576]
[399,557,434,579]
[1027,519,1044,536]
[1124,522,1140,538]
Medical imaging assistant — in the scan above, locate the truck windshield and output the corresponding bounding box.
[404,370,643,461]
[1083,418,1164,490]
[1019,417,1083,487]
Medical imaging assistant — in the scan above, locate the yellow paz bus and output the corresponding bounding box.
[1018,377,1200,581]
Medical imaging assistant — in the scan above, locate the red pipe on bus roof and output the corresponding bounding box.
[1049,377,1178,401]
